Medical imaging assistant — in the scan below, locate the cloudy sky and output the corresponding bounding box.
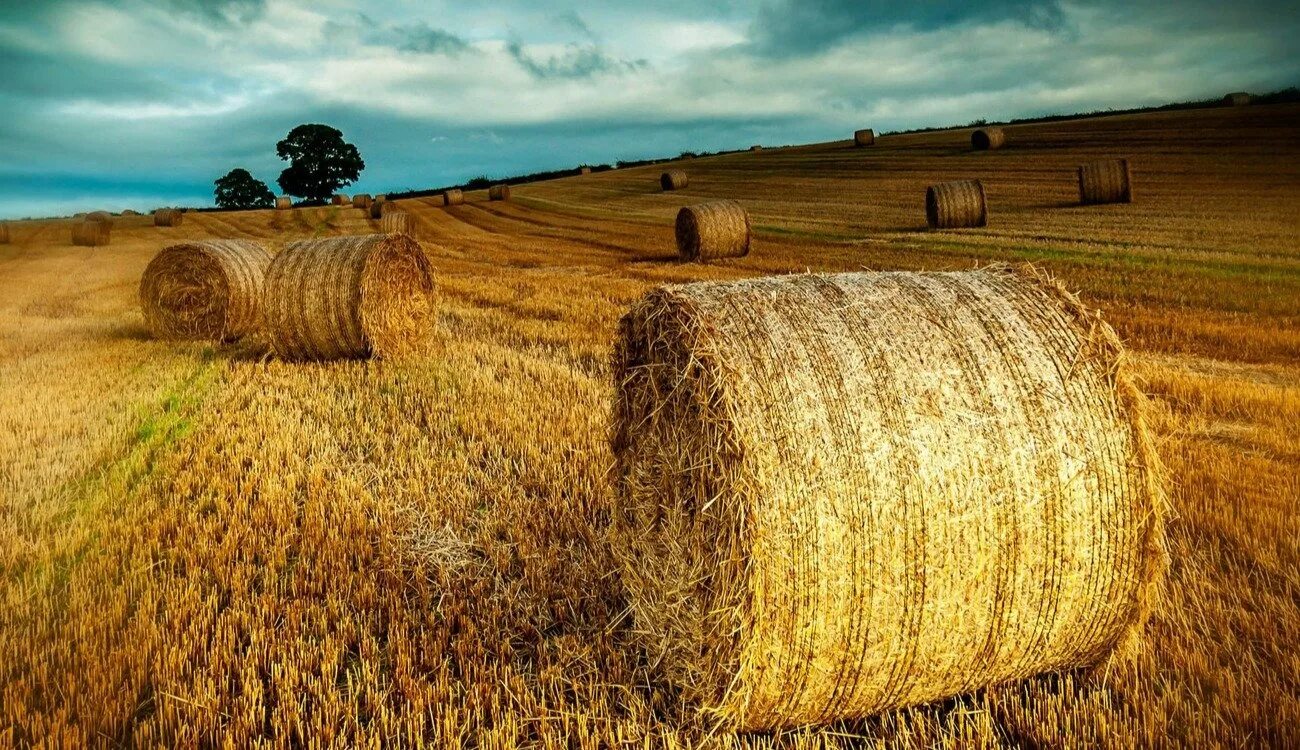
[1,0,1297,218]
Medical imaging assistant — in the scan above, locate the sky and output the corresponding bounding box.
[1,0,1297,219]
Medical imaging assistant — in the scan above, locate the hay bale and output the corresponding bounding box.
[381,210,414,235]
[488,184,511,201]
[580,166,592,175]
[660,170,689,191]
[926,179,988,229]
[276,196,293,210]
[369,198,386,220]
[71,221,110,247]
[971,127,1006,150]
[86,211,114,226]
[612,266,1166,732]
[1078,158,1133,205]
[353,194,372,210]
[139,240,272,342]
[263,233,435,361]
[854,129,875,147]
[154,208,184,227]
[0,223,9,244]
[443,189,464,206]
[332,194,349,206]
[121,209,141,216]
[676,201,751,262]
[1224,92,1251,106]
[74,213,87,219]
[375,194,386,202]
[749,145,763,152]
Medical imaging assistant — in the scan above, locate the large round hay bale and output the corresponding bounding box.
[121,209,141,217]
[612,266,1166,732]
[0,223,9,244]
[352,194,372,210]
[1078,158,1133,205]
[1224,92,1251,106]
[71,221,111,247]
[854,128,875,147]
[926,179,988,229]
[332,194,349,206]
[580,166,592,175]
[263,233,435,361]
[488,184,511,201]
[276,196,293,210]
[381,210,413,235]
[676,201,751,262]
[154,208,184,227]
[660,170,689,191]
[971,127,1005,150]
[443,189,464,206]
[139,240,273,342]
[86,211,114,226]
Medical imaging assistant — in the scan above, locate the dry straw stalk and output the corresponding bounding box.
[443,189,464,206]
[263,233,435,361]
[676,201,751,261]
[926,179,988,228]
[612,266,1167,733]
[276,196,293,210]
[660,170,689,191]
[972,127,1006,150]
[854,129,875,147]
[139,240,273,342]
[1078,158,1134,205]
[381,211,414,235]
[71,221,110,247]
[488,184,511,201]
[154,208,184,227]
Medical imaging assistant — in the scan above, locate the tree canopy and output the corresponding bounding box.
[213,168,275,210]
[275,124,365,202]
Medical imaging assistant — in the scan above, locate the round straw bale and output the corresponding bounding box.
[660,170,689,191]
[276,196,293,210]
[749,145,763,152]
[612,266,1166,732]
[443,189,464,206]
[1078,158,1133,205]
[971,127,1005,150]
[74,212,87,219]
[375,194,386,202]
[139,240,273,342]
[676,201,751,262]
[926,179,988,229]
[1224,92,1251,106]
[332,194,349,206]
[381,210,414,235]
[854,128,875,147]
[86,211,114,226]
[263,233,435,361]
[154,208,184,227]
[369,198,386,220]
[121,209,141,216]
[71,220,111,247]
[580,166,592,175]
[488,184,511,201]
[0,223,9,244]
[352,194,372,210]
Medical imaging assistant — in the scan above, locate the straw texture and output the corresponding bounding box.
[926,179,988,229]
[612,266,1167,733]
[443,189,464,206]
[86,211,114,226]
[489,184,511,201]
[276,196,293,210]
[972,127,1006,150]
[854,129,875,147]
[263,233,435,361]
[661,170,689,191]
[71,221,110,247]
[676,201,751,262]
[1078,159,1134,205]
[381,211,414,235]
[353,194,372,210]
[580,166,592,175]
[154,208,184,227]
[139,240,273,342]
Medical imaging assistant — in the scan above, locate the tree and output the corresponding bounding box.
[275,124,364,203]
[213,168,275,210]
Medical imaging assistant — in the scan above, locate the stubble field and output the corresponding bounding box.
[1,103,1297,747]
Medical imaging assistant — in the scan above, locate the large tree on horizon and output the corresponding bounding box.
[275,124,364,203]
[213,168,275,210]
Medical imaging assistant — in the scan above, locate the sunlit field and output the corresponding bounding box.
[2,103,1297,747]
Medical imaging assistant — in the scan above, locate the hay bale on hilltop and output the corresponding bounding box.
[488,184,511,201]
[580,166,592,175]
[353,194,372,210]
[1078,158,1133,205]
[676,201,751,262]
[86,211,114,226]
[332,194,349,206]
[263,233,435,361]
[381,211,413,235]
[854,129,875,147]
[1224,92,1251,106]
[154,208,184,227]
[71,221,110,247]
[660,170,689,191]
[971,127,1006,150]
[926,179,988,229]
[139,240,272,342]
[121,209,141,216]
[612,266,1166,732]
[443,189,464,206]
[276,196,293,210]
[749,145,763,152]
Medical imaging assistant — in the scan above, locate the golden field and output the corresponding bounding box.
[1,103,1298,747]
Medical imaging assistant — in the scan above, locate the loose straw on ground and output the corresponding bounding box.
[1078,158,1133,205]
[676,201,751,261]
[139,240,272,342]
[926,179,988,228]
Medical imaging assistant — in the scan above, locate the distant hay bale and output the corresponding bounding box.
[263,233,435,361]
[0,223,9,244]
[612,266,1166,733]
[488,184,511,201]
[154,208,184,227]
[660,170,689,191]
[121,209,141,216]
[375,194,386,202]
[1078,158,1133,205]
[381,210,414,235]
[353,194,372,209]
[854,129,875,146]
[749,145,763,152]
[369,198,386,219]
[276,196,293,210]
[1224,92,1251,106]
[332,194,349,206]
[73,213,87,219]
[926,179,988,229]
[71,221,111,247]
[86,211,114,226]
[580,166,592,175]
[138,240,273,342]
[971,127,1006,150]
[443,189,464,206]
[676,201,751,262]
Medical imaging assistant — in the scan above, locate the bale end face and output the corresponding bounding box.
[676,201,751,262]
[331,194,349,206]
[854,129,876,147]
[971,127,1006,150]
[660,170,689,191]
[926,179,988,229]
[1078,158,1134,205]
[275,196,293,210]
[488,185,511,201]
[139,240,273,342]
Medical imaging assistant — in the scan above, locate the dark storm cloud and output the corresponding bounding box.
[506,41,647,79]
[0,46,180,103]
[160,0,266,24]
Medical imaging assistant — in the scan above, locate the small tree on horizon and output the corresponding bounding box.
[275,124,364,203]
[214,168,275,210]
